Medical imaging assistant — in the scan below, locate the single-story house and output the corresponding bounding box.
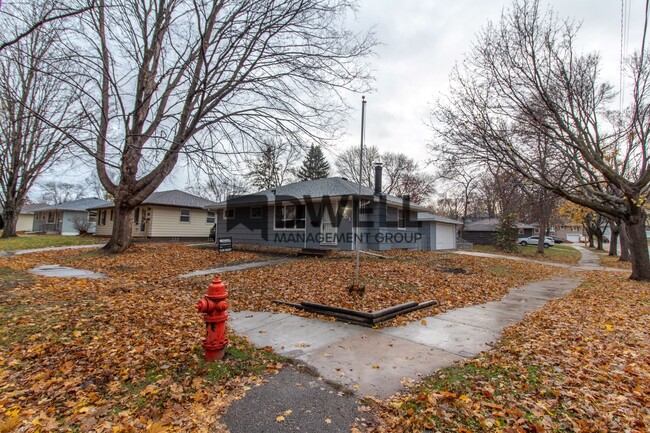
[17,203,48,232]
[31,198,113,235]
[89,190,218,241]
[207,170,461,251]
[462,218,535,245]
[0,203,48,232]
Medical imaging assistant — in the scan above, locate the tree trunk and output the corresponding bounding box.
[596,235,603,250]
[608,221,619,256]
[1,207,18,238]
[0,196,24,238]
[537,220,546,254]
[588,234,595,248]
[103,205,134,253]
[625,213,650,281]
[619,223,630,262]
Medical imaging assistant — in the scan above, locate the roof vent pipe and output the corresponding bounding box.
[374,162,383,196]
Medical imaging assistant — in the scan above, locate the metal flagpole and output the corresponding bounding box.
[355,96,366,288]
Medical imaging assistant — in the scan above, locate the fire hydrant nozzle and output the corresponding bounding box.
[197,275,229,361]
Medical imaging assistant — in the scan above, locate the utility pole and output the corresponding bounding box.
[354,96,366,288]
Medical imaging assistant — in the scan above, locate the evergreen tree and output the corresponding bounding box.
[297,145,330,180]
[496,213,519,252]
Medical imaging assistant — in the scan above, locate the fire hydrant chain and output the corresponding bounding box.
[196,275,229,361]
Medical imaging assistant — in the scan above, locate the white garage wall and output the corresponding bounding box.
[436,224,456,250]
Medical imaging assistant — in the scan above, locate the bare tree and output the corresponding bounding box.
[38,181,86,204]
[0,0,95,52]
[0,5,82,238]
[187,174,249,203]
[335,145,381,187]
[67,0,374,252]
[432,0,650,280]
[246,140,301,190]
[336,147,435,203]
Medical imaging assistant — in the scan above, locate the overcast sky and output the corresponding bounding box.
[37,0,648,198]
[327,0,647,166]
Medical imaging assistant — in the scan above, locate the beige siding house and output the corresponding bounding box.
[90,190,217,241]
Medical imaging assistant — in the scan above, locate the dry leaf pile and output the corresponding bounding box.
[198,251,561,326]
[0,244,565,431]
[365,272,650,432]
[0,244,282,432]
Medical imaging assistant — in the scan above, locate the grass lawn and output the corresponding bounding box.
[366,272,650,432]
[0,244,570,431]
[471,243,581,265]
[0,234,104,251]
[0,244,283,432]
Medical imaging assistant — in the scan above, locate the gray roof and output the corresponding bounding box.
[464,218,535,232]
[88,190,217,210]
[21,203,48,213]
[417,212,463,225]
[30,198,113,212]
[207,177,430,212]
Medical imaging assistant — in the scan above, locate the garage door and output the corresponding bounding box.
[436,224,456,249]
[567,234,581,243]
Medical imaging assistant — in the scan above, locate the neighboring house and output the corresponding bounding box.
[17,203,48,232]
[546,222,584,242]
[463,218,535,245]
[89,190,218,241]
[31,198,112,235]
[207,170,461,252]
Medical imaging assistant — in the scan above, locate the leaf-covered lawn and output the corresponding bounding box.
[0,244,565,431]
[471,244,581,265]
[592,250,632,270]
[188,250,563,326]
[0,244,282,432]
[0,235,104,251]
[364,272,650,432]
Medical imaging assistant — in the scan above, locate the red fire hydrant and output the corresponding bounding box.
[197,275,229,361]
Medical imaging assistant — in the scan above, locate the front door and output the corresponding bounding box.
[320,203,337,246]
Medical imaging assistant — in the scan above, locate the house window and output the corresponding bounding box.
[47,211,55,223]
[88,211,97,223]
[180,208,191,223]
[275,204,306,230]
[110,209,113,221]
[134,208,140,225]
[398,209,405,230]
[224,209,235,220]
[250,207,262,218]
[207,211,215,224]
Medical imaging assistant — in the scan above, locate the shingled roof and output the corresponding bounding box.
[207,177,429,211]
[88,190,217,210]
[30,198,112,212]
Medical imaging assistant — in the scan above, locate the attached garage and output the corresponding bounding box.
[435,223,457,250]
[567,234,581,243]
[417,213,461,251]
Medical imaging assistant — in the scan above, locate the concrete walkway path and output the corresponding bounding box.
[0,243,105,258]
[178,258,294,278]
[454,248,628,273]
[28,264,107,279]
[228,276,580,399]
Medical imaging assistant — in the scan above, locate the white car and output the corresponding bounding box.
[518,236,555,248]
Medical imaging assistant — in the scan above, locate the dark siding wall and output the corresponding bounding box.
[463,231,496,245]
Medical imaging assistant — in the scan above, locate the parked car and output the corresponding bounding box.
[550,236,564,244]
[517,236,555,248]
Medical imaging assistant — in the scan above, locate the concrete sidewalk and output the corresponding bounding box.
[454,248,628,273]
[177,258,294,278]
[228,276,580,399]
[0,243,105,258]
